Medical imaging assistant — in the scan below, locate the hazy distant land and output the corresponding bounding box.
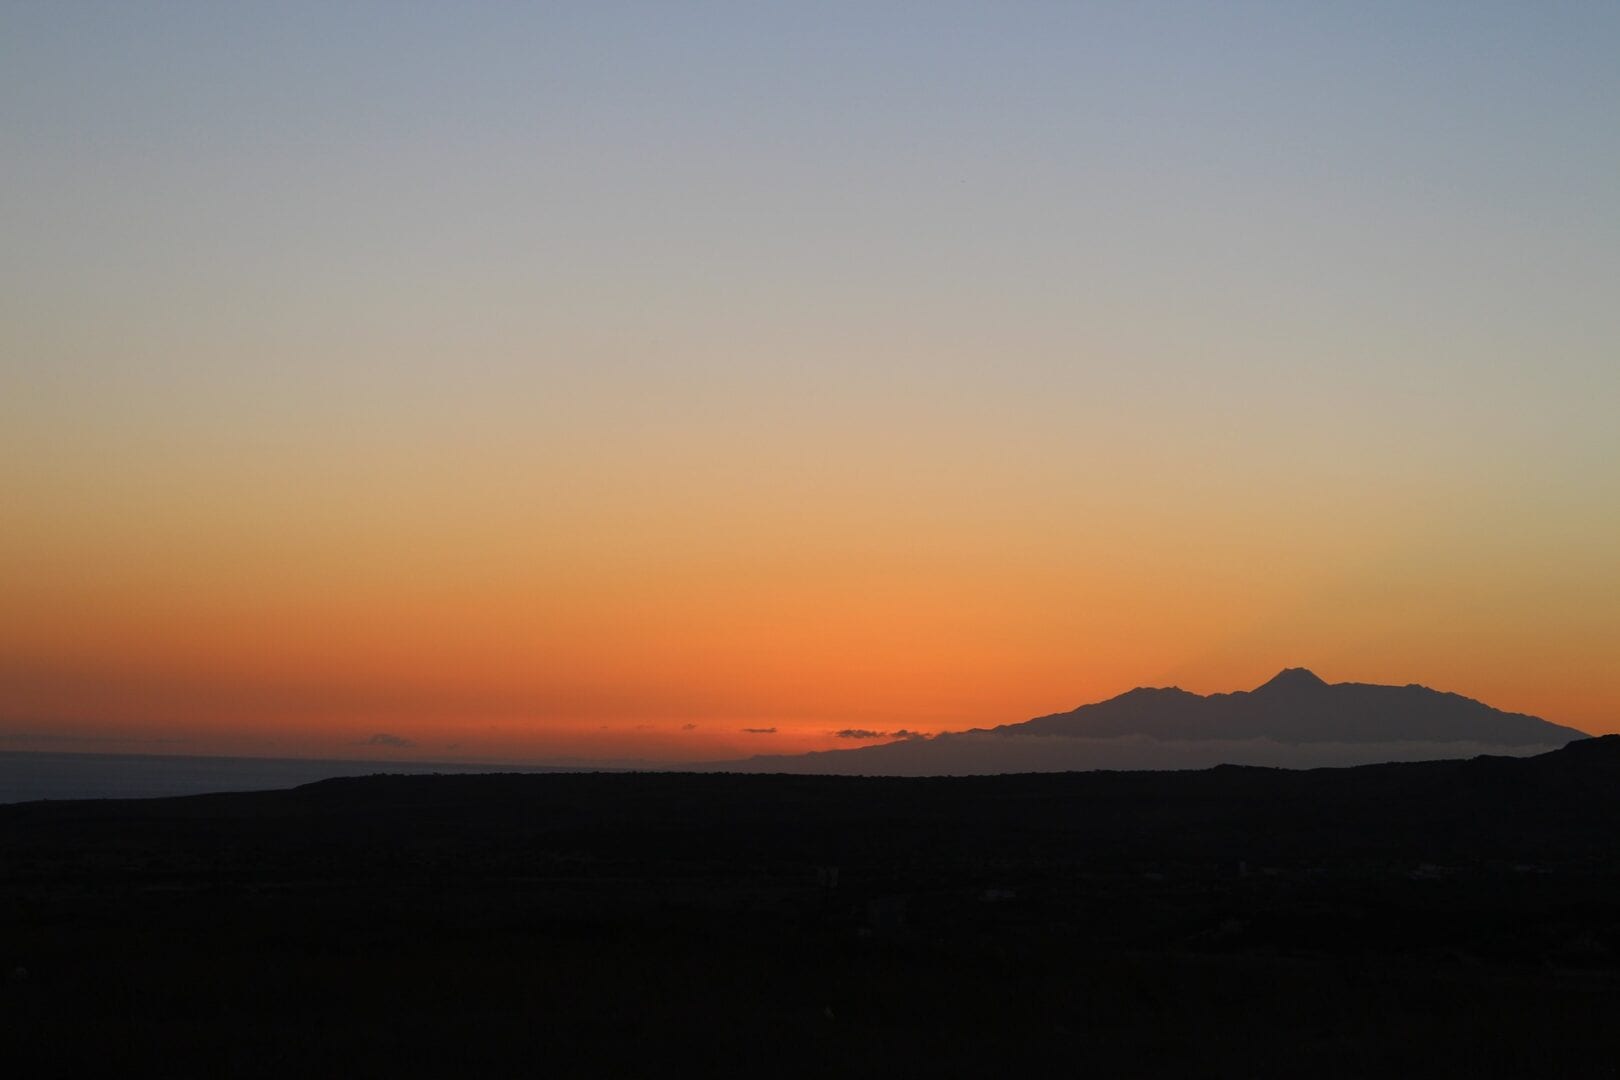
[3,669,1590,801]
[708,669,1588,775]
[0,751,589,804]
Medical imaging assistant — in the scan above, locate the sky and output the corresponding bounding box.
[3,2,1618,764]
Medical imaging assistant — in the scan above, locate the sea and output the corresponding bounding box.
[0,751,583,804]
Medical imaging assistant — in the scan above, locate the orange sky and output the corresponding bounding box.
[4,6,1618,763]
[3,417,1615,762]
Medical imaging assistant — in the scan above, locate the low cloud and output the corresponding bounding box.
[681,723,698,731]
[890,729,929,741]
[833,729,930,741]
[741,727,778,735]
[363,733,415,748]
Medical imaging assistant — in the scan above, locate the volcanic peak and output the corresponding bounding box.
[1255,667,1329,692]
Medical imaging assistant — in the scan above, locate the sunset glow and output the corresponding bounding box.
[4,4,1618,763]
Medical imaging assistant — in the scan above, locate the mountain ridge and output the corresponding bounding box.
[1006,667,1585,746]
[710,669,1589,776]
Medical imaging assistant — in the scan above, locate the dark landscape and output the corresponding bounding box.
[6,736,1620,1076]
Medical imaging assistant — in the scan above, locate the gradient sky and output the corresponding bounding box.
[4,3,1618,763]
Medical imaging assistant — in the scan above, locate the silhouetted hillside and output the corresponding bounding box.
[3,738,1619,1076]
[5,734,1615,873]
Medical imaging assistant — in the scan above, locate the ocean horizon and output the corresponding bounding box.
[0,750,594,804]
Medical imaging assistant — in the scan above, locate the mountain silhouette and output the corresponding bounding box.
[1008,667,1586,745]
[712,669,1590,775]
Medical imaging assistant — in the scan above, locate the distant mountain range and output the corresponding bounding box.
[711,669,1590,776]
[1010,667,1585,744]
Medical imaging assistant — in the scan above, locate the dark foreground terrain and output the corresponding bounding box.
[5,738,1620,1077]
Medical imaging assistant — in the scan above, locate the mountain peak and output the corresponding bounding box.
[740,670,1593,774]
[1255,667,1328,692]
